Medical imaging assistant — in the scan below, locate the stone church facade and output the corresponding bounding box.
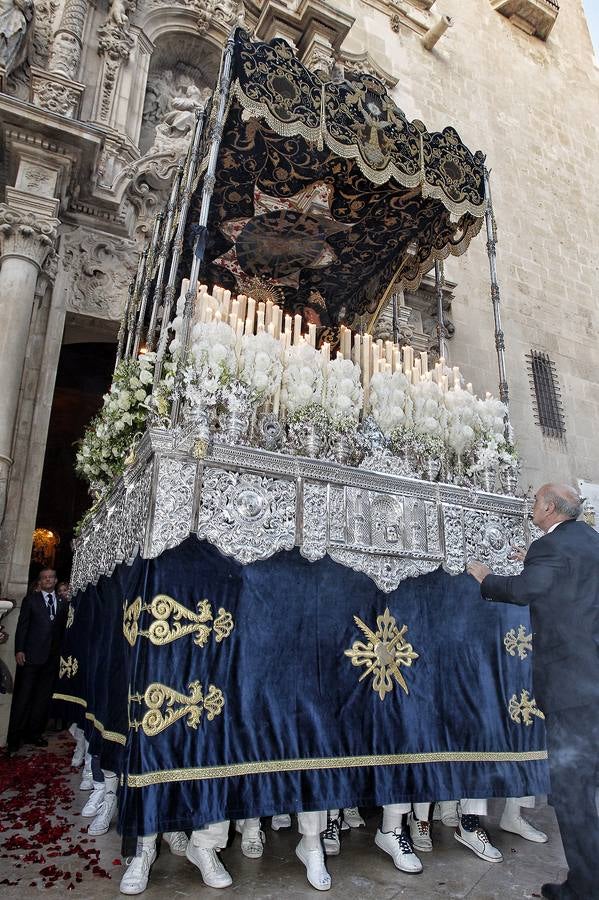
[0,0,597,602]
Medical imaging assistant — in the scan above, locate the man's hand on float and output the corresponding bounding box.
[467,560,492,583]
[15,651,26,666]
[509,546,526,562]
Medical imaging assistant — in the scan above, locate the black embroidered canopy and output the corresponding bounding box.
[188,28,485,327]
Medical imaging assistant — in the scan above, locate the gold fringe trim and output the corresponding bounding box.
[52,692,126,746]
[126,749,548,788]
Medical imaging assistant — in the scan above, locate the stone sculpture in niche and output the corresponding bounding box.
[150,82,211,154]
[0,0,34,75]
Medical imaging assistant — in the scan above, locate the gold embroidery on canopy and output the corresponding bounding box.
[344,608,418,700]
[66,604,75,629]
[123,597,143,647]
[59,655,79,678]
[508,690,545,726]
[122,594,235,648]
[503,625,533,660]
[129,680,225,737]
[125,749,548,788]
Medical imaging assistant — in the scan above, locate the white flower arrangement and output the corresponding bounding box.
[443,388,480,457]
[369,371,412,436]
[190,320,238,383]
[323,357,363,426]
[239,331,283,402]
[280,343,325,416]
[76,354,155,492]
[410,379,447,436]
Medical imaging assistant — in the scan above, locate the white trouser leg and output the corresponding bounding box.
[297,811,326,850]
[507,796,535,810]
[413,802,432,820]
[382,803,411,831]
[190,821,230,850]
[459,799,487,816]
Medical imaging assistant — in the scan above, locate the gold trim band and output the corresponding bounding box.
[126,749,548,788]
[52,692,127,746]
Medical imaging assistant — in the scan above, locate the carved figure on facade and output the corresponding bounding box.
[61,227,138,320]
[0,0,34,75]
[151,83,210,154]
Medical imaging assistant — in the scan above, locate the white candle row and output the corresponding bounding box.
[193,284,467,406]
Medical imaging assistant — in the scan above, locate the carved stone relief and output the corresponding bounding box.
[61,226,138,320]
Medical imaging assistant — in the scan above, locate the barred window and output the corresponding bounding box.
[526,351,565,438]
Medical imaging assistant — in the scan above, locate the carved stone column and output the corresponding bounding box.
[93,20,135,127]
[30,0,87,118]
[0,201,59,527]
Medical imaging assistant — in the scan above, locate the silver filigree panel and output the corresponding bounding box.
[196,468,296,563]
[148,456,197,558]
[463,510,525,576]
[300,481,328,561]
[329,547,440,594]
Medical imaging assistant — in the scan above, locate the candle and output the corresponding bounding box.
[246,297,256,334]
[268,322,275,337]
[372,342,379,376]
[257,310,265,332]
[321,341,330,363]
[467,382,473,393]
[420,351,428,375]
[441,374,449,392]
[452,365,460,386]
[265,299,273,327]
[342,326,351,359]
[273,306,282,339]
[237,294,247,323]
[353,333,361,366]
[336,350,344,361]
[362,333,372,411]
[284,314,292,336]
[392,347,400,373]
[222,288,231,319]
[215,309,222,322]
[294,314,302,346]
[385,340,393,364]
[308,322,316,348]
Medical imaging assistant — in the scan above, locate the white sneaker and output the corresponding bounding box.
[375,827,423,874]
[79,769,93,791]
[455,820,503,862]
[271,814,291,830]
[81,782,105,817]
[295,839,331,891]
[322,813,341,856]
[88,792,117,836]
[120,847,156,895]
[70,737,86,768]
[499,813,548,843]
[408,813,433,852]
[237,821,265,859]
[342,807,365,829]
[186,842,232,888]
[163,831,189,856]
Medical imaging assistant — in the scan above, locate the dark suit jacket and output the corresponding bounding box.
[481,519,599,716]
[14,591,67,666]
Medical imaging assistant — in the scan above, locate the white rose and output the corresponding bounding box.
[139,369,153,385]
[134,388,147,402]
[253,372,269,391]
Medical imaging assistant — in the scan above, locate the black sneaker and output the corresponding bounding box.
[322,813,341,856]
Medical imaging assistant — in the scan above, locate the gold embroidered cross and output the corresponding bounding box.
[344,608,419,701]
[508,690,545,726]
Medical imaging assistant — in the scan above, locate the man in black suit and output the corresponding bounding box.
[6,568,67,755]
[468,484,599,900]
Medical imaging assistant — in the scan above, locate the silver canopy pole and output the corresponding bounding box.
[483,166,511,436]
[435,259,448,360]
[170,33,236,427]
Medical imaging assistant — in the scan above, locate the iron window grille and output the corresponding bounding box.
[526,350,565,438]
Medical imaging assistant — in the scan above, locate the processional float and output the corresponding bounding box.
[56,29,548,839]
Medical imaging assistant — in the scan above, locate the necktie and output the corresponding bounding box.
[46,593,55,620]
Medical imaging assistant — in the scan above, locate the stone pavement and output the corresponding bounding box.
[0,735,568,899]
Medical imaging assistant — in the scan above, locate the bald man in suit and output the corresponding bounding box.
[468,484,599,900]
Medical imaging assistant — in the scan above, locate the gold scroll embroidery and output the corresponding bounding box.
[59,655,79,678]
[122,595,234,648]
[123,597,143,647]
[508,690,545,726]
[504,625,532,660]
[344,608,419,701]
[129,680,225,737]
[66,604,74,629]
